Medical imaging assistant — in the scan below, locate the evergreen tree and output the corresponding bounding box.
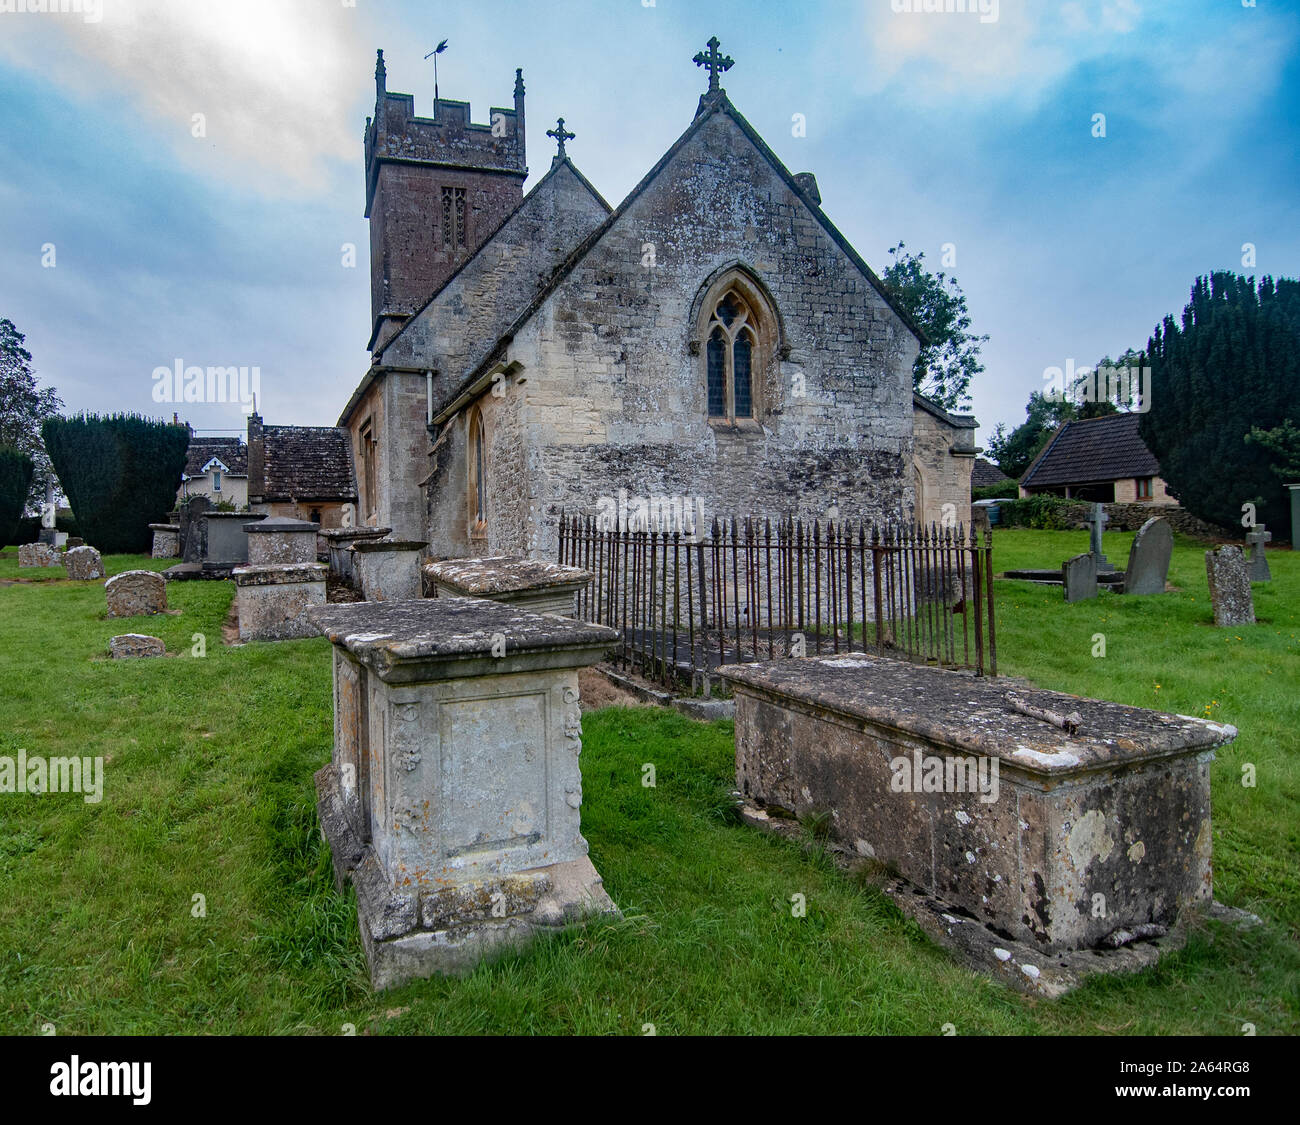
[1140,273,1300,533]
[881,242,988,412]
[42,413,190,554]
[0,318,62,511]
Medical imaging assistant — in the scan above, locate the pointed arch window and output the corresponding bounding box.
[467,408,488,539]
[705,291,759,421]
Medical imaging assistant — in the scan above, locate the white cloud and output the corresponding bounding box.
[0,0,371,195]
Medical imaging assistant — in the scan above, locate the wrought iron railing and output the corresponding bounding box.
[558,514,996,690]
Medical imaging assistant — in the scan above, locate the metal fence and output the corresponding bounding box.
[558,513,996,690]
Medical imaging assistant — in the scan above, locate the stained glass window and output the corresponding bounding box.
[704,289,759,421]
[707,328,727,416]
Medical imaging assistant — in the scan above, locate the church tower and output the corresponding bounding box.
[364,51,527,352]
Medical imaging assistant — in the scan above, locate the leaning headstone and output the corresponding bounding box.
[309,597,620,989]
[18,542,60,568]
[63,545,106,581]
[1062,552,1097,602]
[105,570,168,617]
[1123,517,1173,595]
[109,634,166,659]
[1205,546,1255,627]
[1086,503,1116,573]
[180,495,210,564]
[1245,524,1271,582]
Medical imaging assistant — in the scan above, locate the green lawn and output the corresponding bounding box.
[0,533,1296,1036]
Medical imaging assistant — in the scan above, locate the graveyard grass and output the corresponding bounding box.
[0,531,1296,1036]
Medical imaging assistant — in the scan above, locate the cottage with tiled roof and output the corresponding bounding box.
[178,435,249,508]
[1019,412,1176,505]
[247,413,358,528]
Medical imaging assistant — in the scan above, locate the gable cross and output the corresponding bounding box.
[546,117,575,159]
[693,36,734,93]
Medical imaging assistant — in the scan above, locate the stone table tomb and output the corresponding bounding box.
[308,597,621,988]
[423,556,592,617]
[720,652,1235,956]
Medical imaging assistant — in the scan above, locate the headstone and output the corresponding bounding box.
[1205,545,1255,627]
[1245,524,1271,582]
[109,634,166,659]
[308,597,620,989]
[149,523,180,559]
[1085,503,1116,572]
[180,496,210,563]
[1062,552,1097,602]
[105,570,168,617]
[63,545,106,581]
[1287,484,1300,550]
[18,542,60,569]
[1123,517,1173,595]
[66,537,84,549]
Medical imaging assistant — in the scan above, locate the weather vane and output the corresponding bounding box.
[424,39,448,104]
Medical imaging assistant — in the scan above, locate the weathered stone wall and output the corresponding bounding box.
[913,405,974,529]
[380,162,610,375]
[490,109,918,560]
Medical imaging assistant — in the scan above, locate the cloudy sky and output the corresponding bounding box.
[0,0,1295,444]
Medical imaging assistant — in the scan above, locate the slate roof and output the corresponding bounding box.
[259,426,357,502]
[1020,413,1160,488]
[972,457,1013,489]
[185,438,247,477]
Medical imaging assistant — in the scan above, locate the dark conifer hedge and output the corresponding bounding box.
[0,447,34,547]
[1141,273,1300,534]
[41,414,190,554]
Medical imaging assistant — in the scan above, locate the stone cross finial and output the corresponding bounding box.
[693,36,734,93]
[546,117,575,159]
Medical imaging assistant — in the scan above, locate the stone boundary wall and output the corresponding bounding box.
[1006,498,1227,540]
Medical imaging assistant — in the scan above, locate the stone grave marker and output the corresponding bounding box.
[63,546,105,581]
[1123,517,1173,595]
[720,652,1236,992]
[18,542,60,569]
[105,570,168,617]
[109,634,166,659]
[1205,545,1255,627]
[1245,524,1271,582]
[352,538,426,601]
[149,523,180,559]
[1086,503,1117,572]
[308,597,620,989]
[1062,552,1097,602]
[423,556,592,616]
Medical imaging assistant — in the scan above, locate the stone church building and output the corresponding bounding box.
[339,42,976,560]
